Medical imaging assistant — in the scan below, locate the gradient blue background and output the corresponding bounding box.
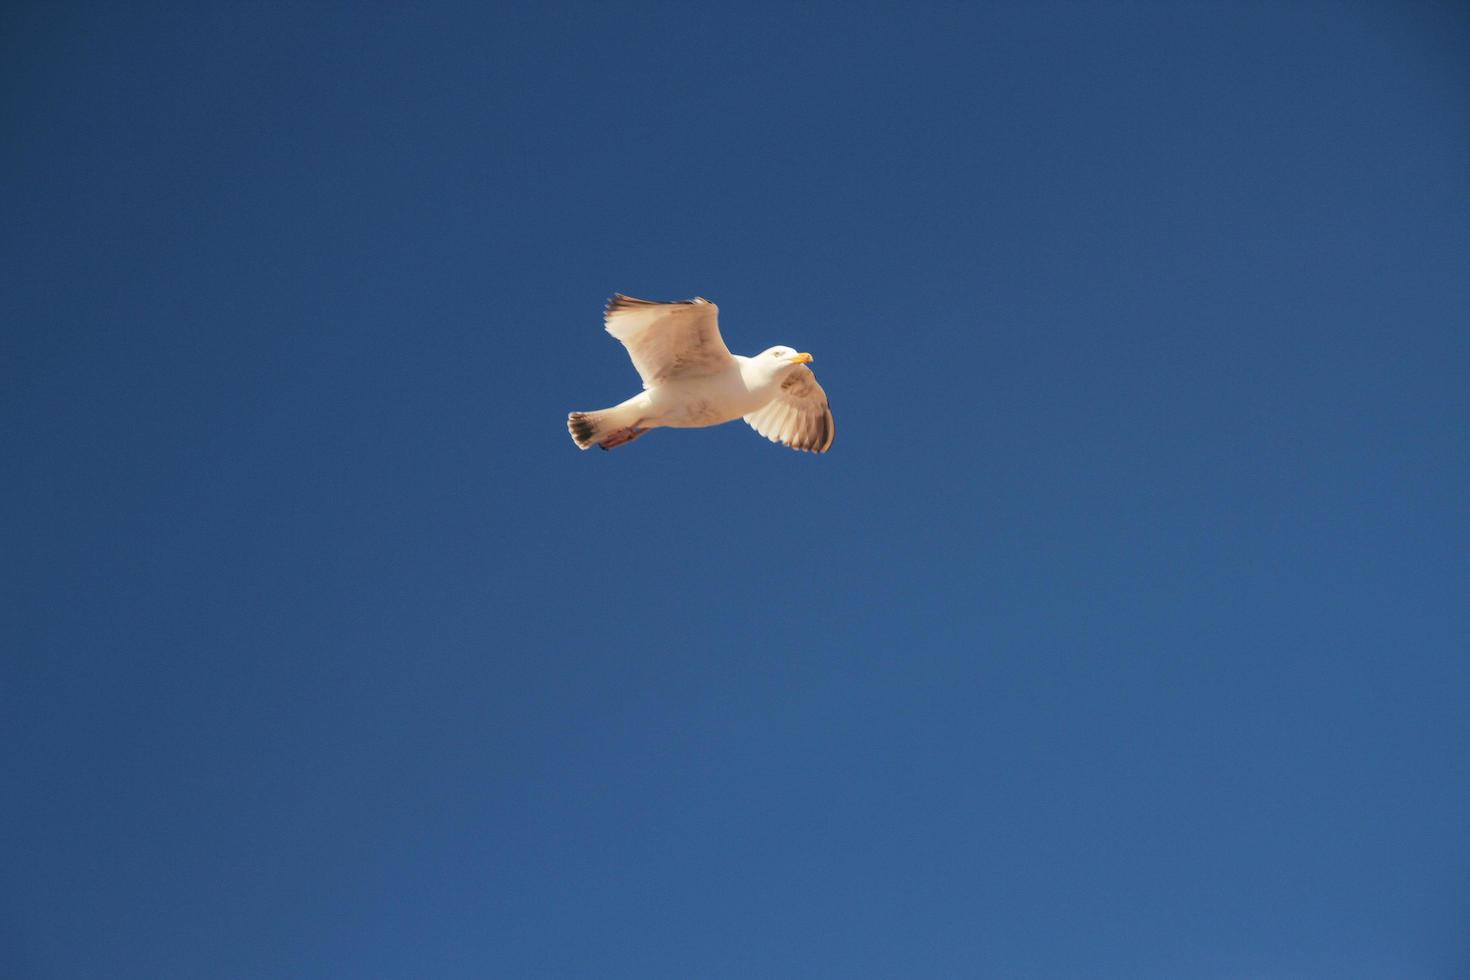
[4,3,1468,977]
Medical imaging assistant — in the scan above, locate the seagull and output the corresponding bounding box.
[567,294,835,453]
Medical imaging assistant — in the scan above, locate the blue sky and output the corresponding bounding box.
[3,2,1468,977]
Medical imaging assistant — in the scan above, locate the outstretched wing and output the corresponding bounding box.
[603,294,736,388]
[743,366,836,453]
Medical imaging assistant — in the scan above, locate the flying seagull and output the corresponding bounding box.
[567,294,835,453]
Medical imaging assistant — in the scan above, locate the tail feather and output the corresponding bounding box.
[567,411,601,449]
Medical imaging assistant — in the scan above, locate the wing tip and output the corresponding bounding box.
[603,293,713,321]
[798,405,836,454]
[745,399,835,454]
[604,293,635,319]
[819,405,835,452]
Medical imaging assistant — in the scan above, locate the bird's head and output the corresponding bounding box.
[753,346,814,379]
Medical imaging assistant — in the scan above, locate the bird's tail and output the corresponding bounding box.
[567,407,648,451]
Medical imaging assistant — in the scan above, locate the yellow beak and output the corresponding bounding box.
[789,352,814,365]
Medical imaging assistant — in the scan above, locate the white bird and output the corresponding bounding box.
[567,294,835,453]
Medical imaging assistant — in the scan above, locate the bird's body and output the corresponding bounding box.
[568,294,835,453]
[607,357,785,428]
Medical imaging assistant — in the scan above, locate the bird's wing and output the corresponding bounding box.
[604,294,737,388]
[743,366,836,453]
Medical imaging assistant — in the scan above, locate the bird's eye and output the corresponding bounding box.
[771,349,782,357]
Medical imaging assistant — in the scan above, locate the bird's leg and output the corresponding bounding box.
[597,421,649,450]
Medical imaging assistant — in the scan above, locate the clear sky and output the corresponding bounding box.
[4,2,1468,977]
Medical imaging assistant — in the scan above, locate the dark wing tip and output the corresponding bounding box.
[604,293,638,318]
[782,405,835,454]
[604,293,707,319]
